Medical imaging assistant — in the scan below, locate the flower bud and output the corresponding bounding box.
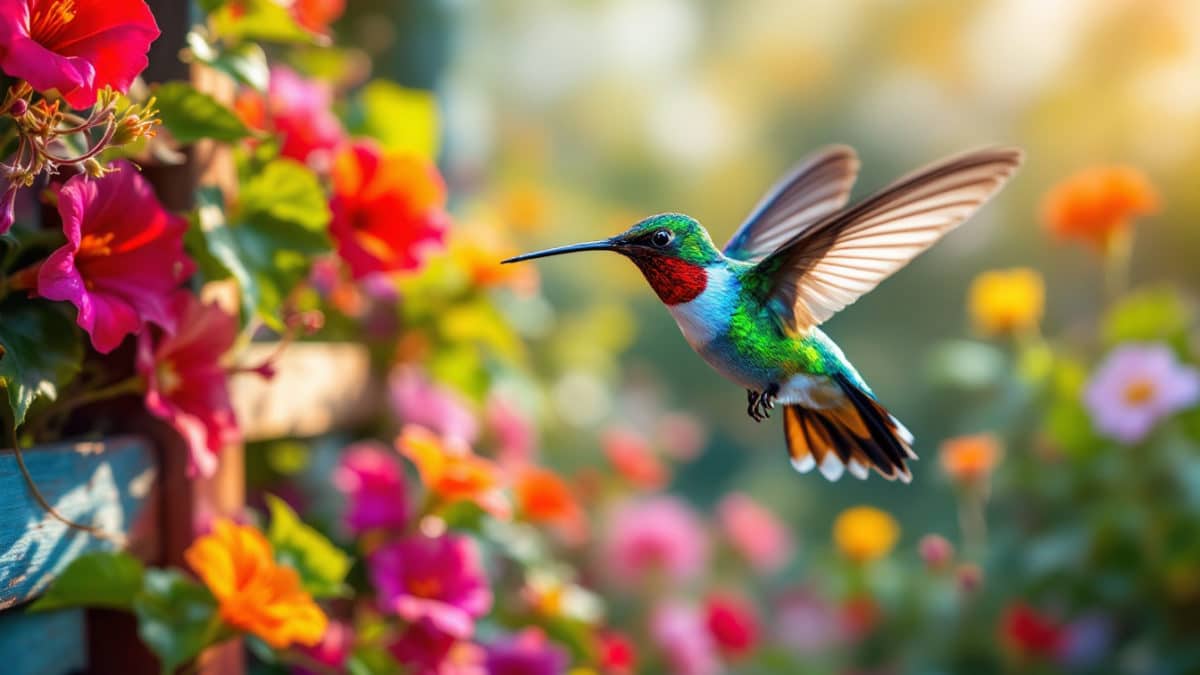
[918,534,954,571]
[8,98,27,118]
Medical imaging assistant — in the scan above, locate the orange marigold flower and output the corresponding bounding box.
[185,519,328,649]
[967,268,1044,337]
[939,433,1003,485]
[1041,165,1160,252]
[515,466,586,543]
[832,506,899,564]
[397,424,511,519]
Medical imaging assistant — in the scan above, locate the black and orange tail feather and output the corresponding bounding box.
[783,374,916,482]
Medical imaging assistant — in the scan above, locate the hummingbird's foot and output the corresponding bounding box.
[747,384,779,422]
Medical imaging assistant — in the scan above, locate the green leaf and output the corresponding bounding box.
[265,495,352,598]
[210,0,321,45]
[30,552,144,612]
[188,161,330,329]
[1102,286,1193,348]
[134,570,222,674]
[355,81,439,159]
[187,31,269,92]
[0,299,83,426]
[155,82,252,144]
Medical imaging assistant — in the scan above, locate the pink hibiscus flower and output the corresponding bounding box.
[37,162,193,353]
[136,291,240,477]
[0,0,160,109]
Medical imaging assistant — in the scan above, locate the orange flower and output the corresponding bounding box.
[939,433,1003,485]
[1042,165,1159,251]
[515,466,586,543]
[397,424,511,519]
[185,520,328,649]
[832,506,899,563]
[602,427,669,490]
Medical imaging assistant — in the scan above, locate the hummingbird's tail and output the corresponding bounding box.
[783,374,916,482]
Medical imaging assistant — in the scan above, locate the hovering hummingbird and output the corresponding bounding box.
[503,147,1022,482]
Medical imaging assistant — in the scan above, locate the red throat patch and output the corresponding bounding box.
[630,255,708,305]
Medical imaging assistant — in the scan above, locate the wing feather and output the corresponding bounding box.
[756,147,1023,334]
[722,146,860,262]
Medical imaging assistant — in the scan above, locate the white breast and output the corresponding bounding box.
[666,265,737,348]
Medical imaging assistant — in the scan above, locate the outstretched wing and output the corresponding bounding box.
[722,146,860,262]
[753,147,1023,335]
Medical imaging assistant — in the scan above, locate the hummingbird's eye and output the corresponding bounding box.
[651,229,673,248]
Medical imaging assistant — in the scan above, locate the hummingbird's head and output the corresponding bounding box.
[502,213,723,305]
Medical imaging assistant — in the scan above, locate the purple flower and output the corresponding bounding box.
[370,534,492,638]
[332,441,409,534]
[773,588,847,654]
[650,601,721,675]
[390,366,479,444]
[1083,343,1200,443]
[484,629,569,675]
[1056,614,1112,669]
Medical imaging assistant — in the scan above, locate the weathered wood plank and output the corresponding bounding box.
[231,342,380,441]
[0,607,86,675]
[0,437,158,610]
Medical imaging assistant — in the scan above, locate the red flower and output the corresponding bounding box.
[38,161,194,353]
[0,0,160,109]
[1001,602,1065,659]
[599,630,636,674]
[329,140,448,279]
[235,65,345,169]
[291,0,344,35]
[704,593,760,658]
[137,291,240,477]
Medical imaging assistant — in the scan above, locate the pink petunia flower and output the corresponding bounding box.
[650,601,721,675]
[602,496,708,588]
[370,534,492,639]
[37,162,193,353]
[388,619,485,675]
[390,366,479,444]
[716,492,793,574]
[483,629,569,675]
[1083,343,1200,443]
[0,0,160,109]
[136,291,239,478]
[332,441,409,534]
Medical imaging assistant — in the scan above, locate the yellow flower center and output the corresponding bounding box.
[79,232,115,258]
[1124,379,1156,406]
[29,0,77,44]
[157,362,182,395]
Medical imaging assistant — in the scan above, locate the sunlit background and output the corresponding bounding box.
[304,0,1200,672]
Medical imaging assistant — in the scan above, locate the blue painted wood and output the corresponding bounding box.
[0,607,86,674]
[0,436,158,610]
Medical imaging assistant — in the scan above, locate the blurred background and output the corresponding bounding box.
[272,0,1200,672]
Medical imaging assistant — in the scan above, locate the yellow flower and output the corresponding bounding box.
[967,268,1044,336]
[185,520,328,649]
[833,506,900,563]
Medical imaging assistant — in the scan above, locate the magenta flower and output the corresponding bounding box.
[332,441,409,534]
[0,0,159,109]
[262,65,344,168]
[716,492,793,574]
[602,496,708,588]
[1083,343,1200,443]
[388,619,485,675]
[370,534,492,638]
[296,621,354,675]
[38,162,194,353]
[484,629,569,675]
[650,601,721,675]
[390,366,479,444]
[136,291,240,477]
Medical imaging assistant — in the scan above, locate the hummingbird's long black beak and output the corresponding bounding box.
[501,239,616,264]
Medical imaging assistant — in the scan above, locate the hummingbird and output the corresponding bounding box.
[503,146,1022,482]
